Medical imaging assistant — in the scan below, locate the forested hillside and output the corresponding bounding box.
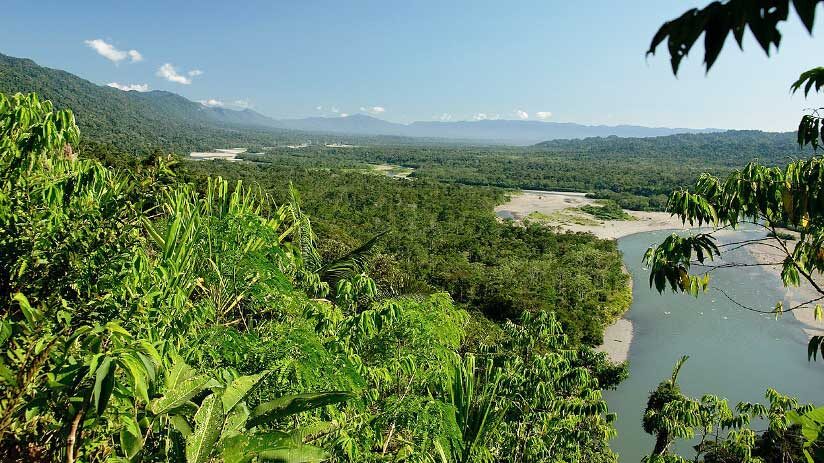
[0,53,798,212]
[0,53,299,152]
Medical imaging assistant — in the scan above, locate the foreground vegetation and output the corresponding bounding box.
[0,93,631,462]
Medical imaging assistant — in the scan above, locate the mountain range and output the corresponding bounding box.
[272,115,721,144]
[0,51,723,148]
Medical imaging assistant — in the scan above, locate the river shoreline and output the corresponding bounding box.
[493,190,694,363]
[597,265,635,363]
[741,232,824,338]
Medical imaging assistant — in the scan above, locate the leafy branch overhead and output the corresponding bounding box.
[645,2,824,459]
[647,0,822,74]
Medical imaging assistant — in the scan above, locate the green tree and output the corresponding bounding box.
[645,2,824,461]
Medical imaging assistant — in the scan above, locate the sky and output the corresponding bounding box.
[3,1,823,131]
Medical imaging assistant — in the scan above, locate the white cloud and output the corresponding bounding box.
[438,113,452,122]
[515,109,529,120]
[199,99,224,107]
[316,105,323,111]
[157,63,198,84]
[188,69,203,77]
[472,113,489,121]
[340,113,349,117]
[85,39,142,63]
[128,50,143,62]
[107,82,149,92]
[536,111,553,120]
[233,99,252,109]
[360,105,385,115]
[331,106,340,113]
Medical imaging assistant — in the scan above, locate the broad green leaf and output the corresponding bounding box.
[248,391,351,428]
[93,357,115,415]
[222,372,267,413]
[119,415,144,461]
[186,394,224,463]
[120,354,150,404]
[151,375,213,415]
[222,402,250,437]
[13,293,41,326]
[0,319,13,345]
[221,432,327,463]
[164,357,197,391]
[169,414,192,437]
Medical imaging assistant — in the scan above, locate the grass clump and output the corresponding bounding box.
[579,200,634,221]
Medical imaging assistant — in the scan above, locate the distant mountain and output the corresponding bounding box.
[0,52,290,152]
[405,120,720,144]
[265,114,721,144]
[0,51,723,149]
[273,114,407,135]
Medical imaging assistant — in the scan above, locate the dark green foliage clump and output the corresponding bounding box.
[179,160,631,345]
[580,201,634,221]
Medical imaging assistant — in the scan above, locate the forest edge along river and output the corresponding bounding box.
[494,189,691,362]
[496,190,824,461]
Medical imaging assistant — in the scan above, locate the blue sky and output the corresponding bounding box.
[3,1,822,130]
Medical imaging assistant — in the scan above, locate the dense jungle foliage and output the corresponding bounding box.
[0,92,630,462]
[178,159,630,346]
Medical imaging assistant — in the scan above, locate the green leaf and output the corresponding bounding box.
[221,432,328,463]
[0,319,11,346]
[119,415,144,461]
[248,391,351,428]
[222,372,267,413]
[186,394,224,463]
[93,357,115,416]
[164,357,197,391]
[120,354,150,404]
[222,402,250,438]
[169,414,192,437]
[151,374,213,415]
[13,293,41,326]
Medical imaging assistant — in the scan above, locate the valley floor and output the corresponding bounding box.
[494,190,688,239]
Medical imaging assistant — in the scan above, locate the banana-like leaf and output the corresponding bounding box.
[222,372,267,413]
[316,231,387,284]
[186,394,224,463]
[169,414,192,437]
[248,391,351,428]
[151,375,213,415]
[222,402,250,438]
[221,431,328,463]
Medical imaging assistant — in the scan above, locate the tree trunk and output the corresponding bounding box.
[651,431,670,457]
[65,407,86,463]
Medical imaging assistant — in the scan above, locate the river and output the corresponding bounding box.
[607,228,824,462]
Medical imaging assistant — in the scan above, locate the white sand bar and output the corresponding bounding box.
[494,190,689,239]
